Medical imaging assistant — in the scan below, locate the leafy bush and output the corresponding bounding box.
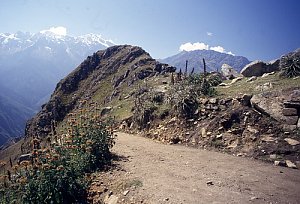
[187,73,219,96]
[280,52,300,78]
[0,101,115,203]
[207,73,223,86]
[167,81,199,119]
[133,90,156,130]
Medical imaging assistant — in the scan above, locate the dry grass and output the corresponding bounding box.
[216,72,300,98]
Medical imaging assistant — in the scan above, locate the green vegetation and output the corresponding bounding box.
[131,67,222,129]
[279,54,300,78]
[0,103,114,204]
[216,72,300,98]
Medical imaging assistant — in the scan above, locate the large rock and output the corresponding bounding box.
[221,64,240,79]
[240,60,279,77]
[282,108,298,116]
[241,61,265,77]
[286,160,298,169]
[284,138,300,146]
[289,89,300,102]
[250,91,297,124]
[268,59,280,72]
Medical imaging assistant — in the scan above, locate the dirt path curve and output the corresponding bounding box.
[110,132,300,204]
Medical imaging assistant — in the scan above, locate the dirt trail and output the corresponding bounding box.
[107,132,300,204]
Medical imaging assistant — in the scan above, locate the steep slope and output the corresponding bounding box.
[161,49,250,73]
[0,95,33,146]
[24,45,175,140]
[0,30,114,145]
[0,83,34,146]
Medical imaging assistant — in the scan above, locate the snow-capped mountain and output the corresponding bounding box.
[0,27,115,145]
[0,30,114,56]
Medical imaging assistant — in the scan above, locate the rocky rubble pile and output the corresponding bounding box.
[126,93,300,169]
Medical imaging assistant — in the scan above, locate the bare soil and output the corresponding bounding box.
[90,132,300,204]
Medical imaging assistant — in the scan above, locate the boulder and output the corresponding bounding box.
[267,59,280,72]
[241,94,252,106]
[282,108,298,116]
[241,60,279,77]
[246,76,257,82]
[261,134,276,142]
[201,127,207,138]
[283,124,297,131]
[229,76,243,85]
[250,92,295,124]
[227,140,238,149]
[241,61,265,77]
[286,160,297,169]
[289,89,300,102]
[104,195,118,204]
[209,98,218,104]
[221,64,240,79]
[283,101,300,109]
[261,71,275,78]
[274,160,286,167]
[284,138,300,146]
[284,116,299,125]
[251,93,283,121]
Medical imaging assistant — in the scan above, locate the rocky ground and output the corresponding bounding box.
[89,132,300,204]
[129,88,300,170]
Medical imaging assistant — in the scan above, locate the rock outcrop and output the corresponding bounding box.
[251,89,300,129]
[220,64,241,79]
[241,60,280,77]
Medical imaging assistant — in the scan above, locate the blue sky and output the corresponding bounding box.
[0,0,299,61]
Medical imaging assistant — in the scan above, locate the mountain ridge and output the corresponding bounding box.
[160,49,250,73]
[24,45,175,139]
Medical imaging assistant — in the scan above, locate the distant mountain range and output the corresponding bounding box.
[160,50,250,73]
[0,30,114,145]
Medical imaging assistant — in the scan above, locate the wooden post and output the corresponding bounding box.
[171,72,174,85]
[190,67,195,75]
[184,60,188,77]
[203,58,207,78]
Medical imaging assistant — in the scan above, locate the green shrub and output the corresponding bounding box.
[280,53,300,78]
[0,102,115,204]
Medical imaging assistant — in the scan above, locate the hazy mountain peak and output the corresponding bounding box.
[76,33,115,47]
[0,27,115,53]
[0,33,20,44]
[161,49,250,73]
[40,26,67,36]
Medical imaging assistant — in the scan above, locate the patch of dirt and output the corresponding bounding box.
[89,132,300,204]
